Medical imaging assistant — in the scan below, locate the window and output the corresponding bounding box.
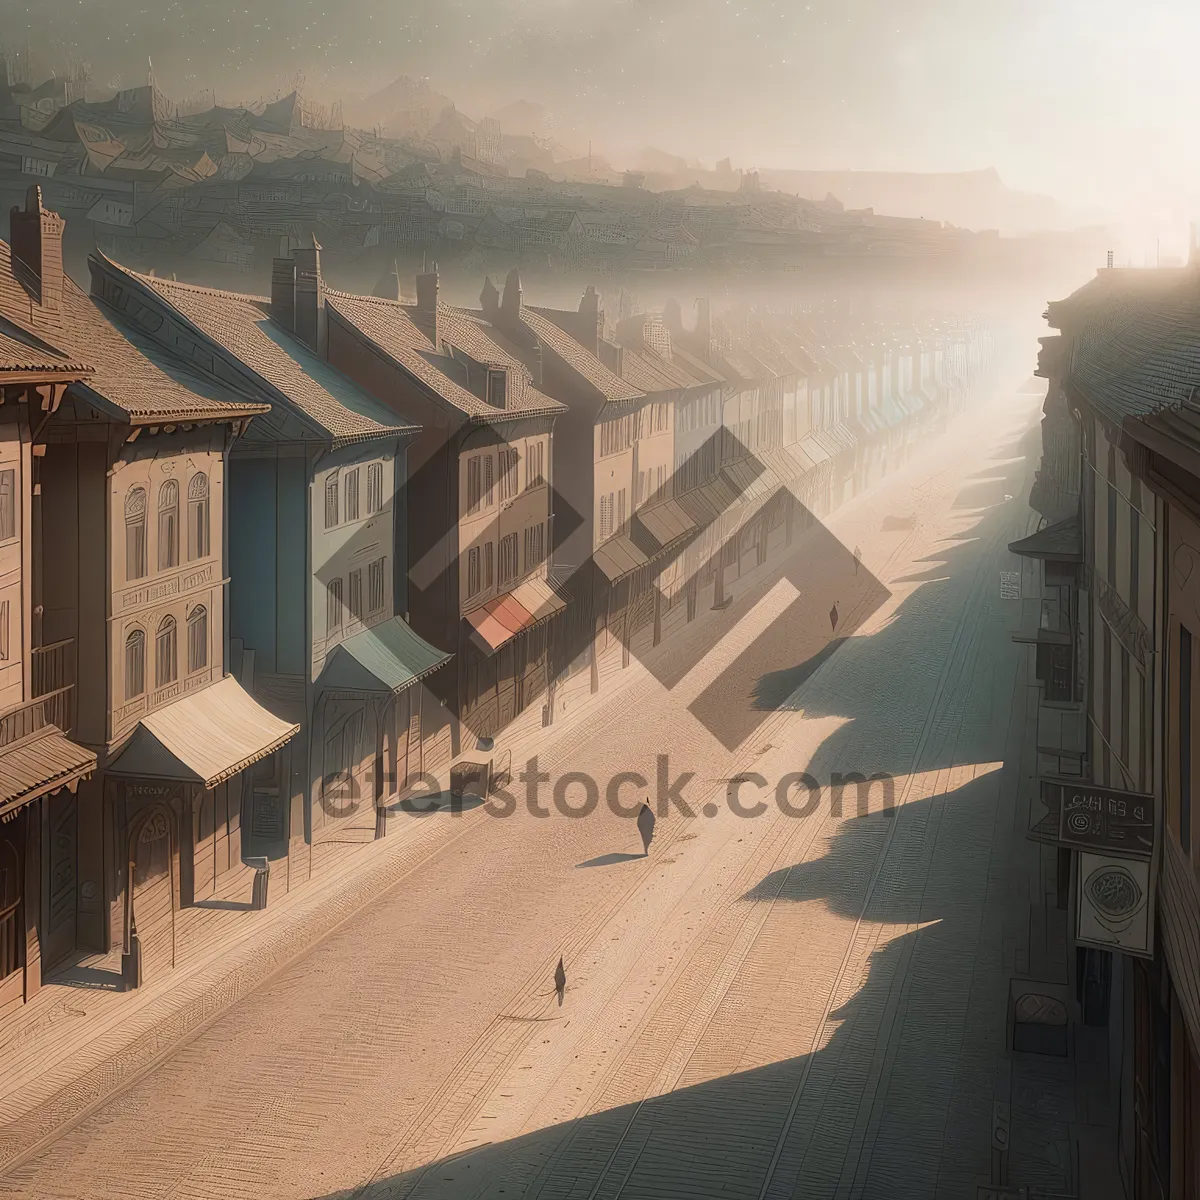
[599,493,613,542]
[483,542,494,591]
[325,474,339,529]
[344,468,360,523]
[348,568,363,621]
[158,480,179,571]
[125,629,145,699]
[0,601,8,661]
[483,455,495,508]
[327,578,343,634]
[466,456,482,513]
[1183,624,1193,854]
[155,616,177,688]
[188,473,210,560]
[0,470,14,541]
[369,558,385,613]
[525,440,545,489]
[499,533,519,584]
[617,489,627,532]
[524,523,545,570]
[1130,486,1140,617]
[125,487,147,581]
[366,462,384,514]
[187,605,208,673]
[499,449,519,502]
[467,547,481,598]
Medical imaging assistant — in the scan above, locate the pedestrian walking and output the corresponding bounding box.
[554,956,566,1006]
[637,801,656,856]
[829,601,839,635]
[853,545,861,574]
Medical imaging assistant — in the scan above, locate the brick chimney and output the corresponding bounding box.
[9,184,65,312]
[414,264,439,345]
[577,285,602,355]
[270,256,296,331]
[480,275,501,322]
[292,234,325,355]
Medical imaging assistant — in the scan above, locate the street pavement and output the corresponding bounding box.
[0,386,1078,1199]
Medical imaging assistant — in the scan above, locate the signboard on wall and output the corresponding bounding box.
[1077,851,1155,957]
[1055,781,1155,858]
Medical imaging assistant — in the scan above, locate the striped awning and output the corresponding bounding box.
[318,616,450,694]
[797,433,832,466]
[464,573,569,653]
[635,499,697,557]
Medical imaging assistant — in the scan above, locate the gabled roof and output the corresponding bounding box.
[521,307,643,402]
[0,240,268,426]
[327,292,565,423]
[106,259,415,445]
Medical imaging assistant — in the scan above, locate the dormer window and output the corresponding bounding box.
[487,368,507,409]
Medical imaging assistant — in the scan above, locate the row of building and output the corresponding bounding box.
[0,184,993,1033]
[1016,259,1200,1194]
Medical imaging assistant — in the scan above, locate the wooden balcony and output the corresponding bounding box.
[0,640,77,751]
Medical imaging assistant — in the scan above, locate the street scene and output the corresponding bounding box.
[3,4,1200,1197]
[3,378,1108,1199]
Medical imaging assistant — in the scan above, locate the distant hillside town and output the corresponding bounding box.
[0,63,1105,292]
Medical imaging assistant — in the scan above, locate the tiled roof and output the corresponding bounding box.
[522,307,644,402]
[328,292,565,422]
[608,341,697,394]
[111,263,415,444]
[1065,275,1200,424]
[0,240,268,424]
[0,324,90,376]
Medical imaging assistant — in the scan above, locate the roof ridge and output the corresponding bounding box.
[114,258,270,306]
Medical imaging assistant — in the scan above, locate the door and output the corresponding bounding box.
[129,806,175,981]
[193,792,216,902]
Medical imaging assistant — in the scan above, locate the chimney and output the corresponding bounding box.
[500,268,522,326]
[9,184,65,312]
[1106,249,1114,269]
[271,256,297,331]
[414,264,439,345]
[292,234,325,354]
[694,297,712,361]
[577,285,602,355]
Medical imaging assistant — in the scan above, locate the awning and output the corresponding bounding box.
[721,458,780,505]
[825,422,859,456]
[318,616,451,693]
[1008,514,1082,563]
[635,498,697,556]
[898,391,925,418]
[797,433,831,466]
[0,729,96,821]
[772,443,818,476]
[106,675,300,790]
[879,396,907,428]
[593,534,650,584]
[464,573,569,652]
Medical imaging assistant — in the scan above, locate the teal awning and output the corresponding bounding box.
[319,617,451,694]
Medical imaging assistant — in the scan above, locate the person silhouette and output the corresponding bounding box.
[637,801,656,856]
[830,601,840,635]
[554,956,566,1006]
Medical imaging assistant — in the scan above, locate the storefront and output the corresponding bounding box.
[0,720,96,1024]
[104,675,299,985]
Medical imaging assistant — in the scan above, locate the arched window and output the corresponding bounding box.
[155,615,177,688]
[158,480,179,571]
[125,628,145,699]
[187,473,210,560]
[125,488,147,581]
[187,605,208,674]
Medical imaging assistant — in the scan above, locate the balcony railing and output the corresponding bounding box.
[0,639,77,751]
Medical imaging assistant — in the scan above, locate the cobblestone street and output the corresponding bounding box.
[0,387,1097,1200]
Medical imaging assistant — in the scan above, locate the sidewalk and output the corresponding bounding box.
[0,395,1001,1176]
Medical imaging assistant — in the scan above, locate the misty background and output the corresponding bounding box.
[2,0,1196,253]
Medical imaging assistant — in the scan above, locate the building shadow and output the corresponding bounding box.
[306,773,1028,1199]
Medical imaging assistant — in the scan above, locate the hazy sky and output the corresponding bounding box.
[4,0,1198,228]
